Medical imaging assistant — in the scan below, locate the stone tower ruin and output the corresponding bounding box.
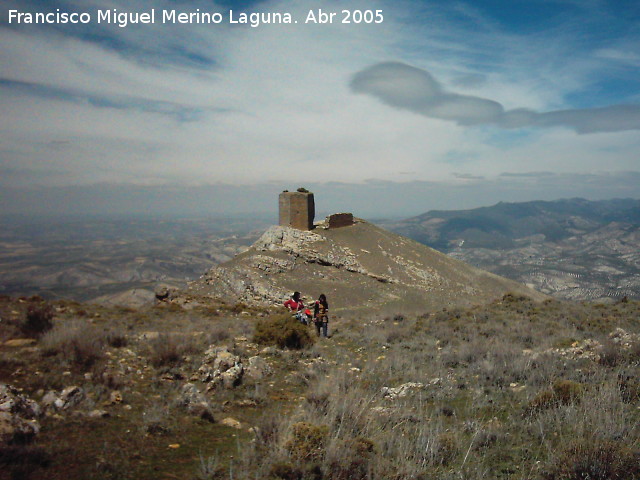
[279,189,315,230]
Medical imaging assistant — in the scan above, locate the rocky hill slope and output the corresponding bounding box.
[184,219,545,312]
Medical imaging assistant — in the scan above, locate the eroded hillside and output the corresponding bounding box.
[186,220,545,313]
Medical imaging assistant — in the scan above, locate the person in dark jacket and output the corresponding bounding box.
[313,294,329,337]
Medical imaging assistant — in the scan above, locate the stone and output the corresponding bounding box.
[0,411,40,444]
[279,190,315,231]
[221,364,244,388]
[41,391,59,411]
[0,383,41,419]
[88,409,110,419]
[107,391,123,405]
[179,383,214,422]
[3,338,37,347]
[381,382,426,400]
[325,213,354,229]
[244,356,272,381]
[197,346,243,387]
[220,417,242,429]
[0,384,42,445]
[55,386,84,410]
[154,285,175,302]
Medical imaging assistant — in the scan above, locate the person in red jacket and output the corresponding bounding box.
[284,291,304,312]
[284,291,309,324]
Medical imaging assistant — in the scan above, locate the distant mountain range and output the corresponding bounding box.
[387,198,640,301]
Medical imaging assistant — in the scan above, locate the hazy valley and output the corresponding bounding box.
[0,216,268,305]
[387,198,640,302]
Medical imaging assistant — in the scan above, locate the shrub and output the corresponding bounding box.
[598,340,623,367]
[326,437,376,480]
[285,422,328,461]
[435,432,458,466]
[105,329,128,348]
[253,315,315,350]
[542,438,640,480]
[617,372,640,404]
[552,380,583,404]
[40,321,105,367]
[269,462,302,480]
[526,389,557,415]
[207,323,231,344]
[197,454,225,480]
[526,380,584,415]
[21,304,54,337]
[147,333,196,367]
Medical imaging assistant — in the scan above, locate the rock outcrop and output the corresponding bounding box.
[0,384,42,444]
[196,346,244,389]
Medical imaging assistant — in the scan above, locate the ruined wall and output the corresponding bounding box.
[326,213,354,229]
[279,191,315,230]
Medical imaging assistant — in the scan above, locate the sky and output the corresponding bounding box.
[1,0,639,217]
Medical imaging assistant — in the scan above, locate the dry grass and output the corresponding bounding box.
[146,333,200,367]
[1,294,638,480]
[40,320,106,367]
[232,296,640,479]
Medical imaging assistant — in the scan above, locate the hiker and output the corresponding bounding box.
[284,292,308,324]
[313,294,329,337]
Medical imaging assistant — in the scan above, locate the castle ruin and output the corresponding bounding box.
[279,190,315,230]
[279,189,354,230]
[325,213,354,229]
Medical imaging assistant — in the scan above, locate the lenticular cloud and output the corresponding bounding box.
[350,62,640,133]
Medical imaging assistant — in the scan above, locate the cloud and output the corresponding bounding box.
[499,172,555,178]
[350,62,640,133]
[453,173,485,180]
[1,0,640,212]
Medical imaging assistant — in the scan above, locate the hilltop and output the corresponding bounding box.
[183,219,544,313]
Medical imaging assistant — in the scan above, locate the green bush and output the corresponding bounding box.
[552,380,584,404]
[21,304,54,337]
[253,315,315,350]
[285,422,328,461]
